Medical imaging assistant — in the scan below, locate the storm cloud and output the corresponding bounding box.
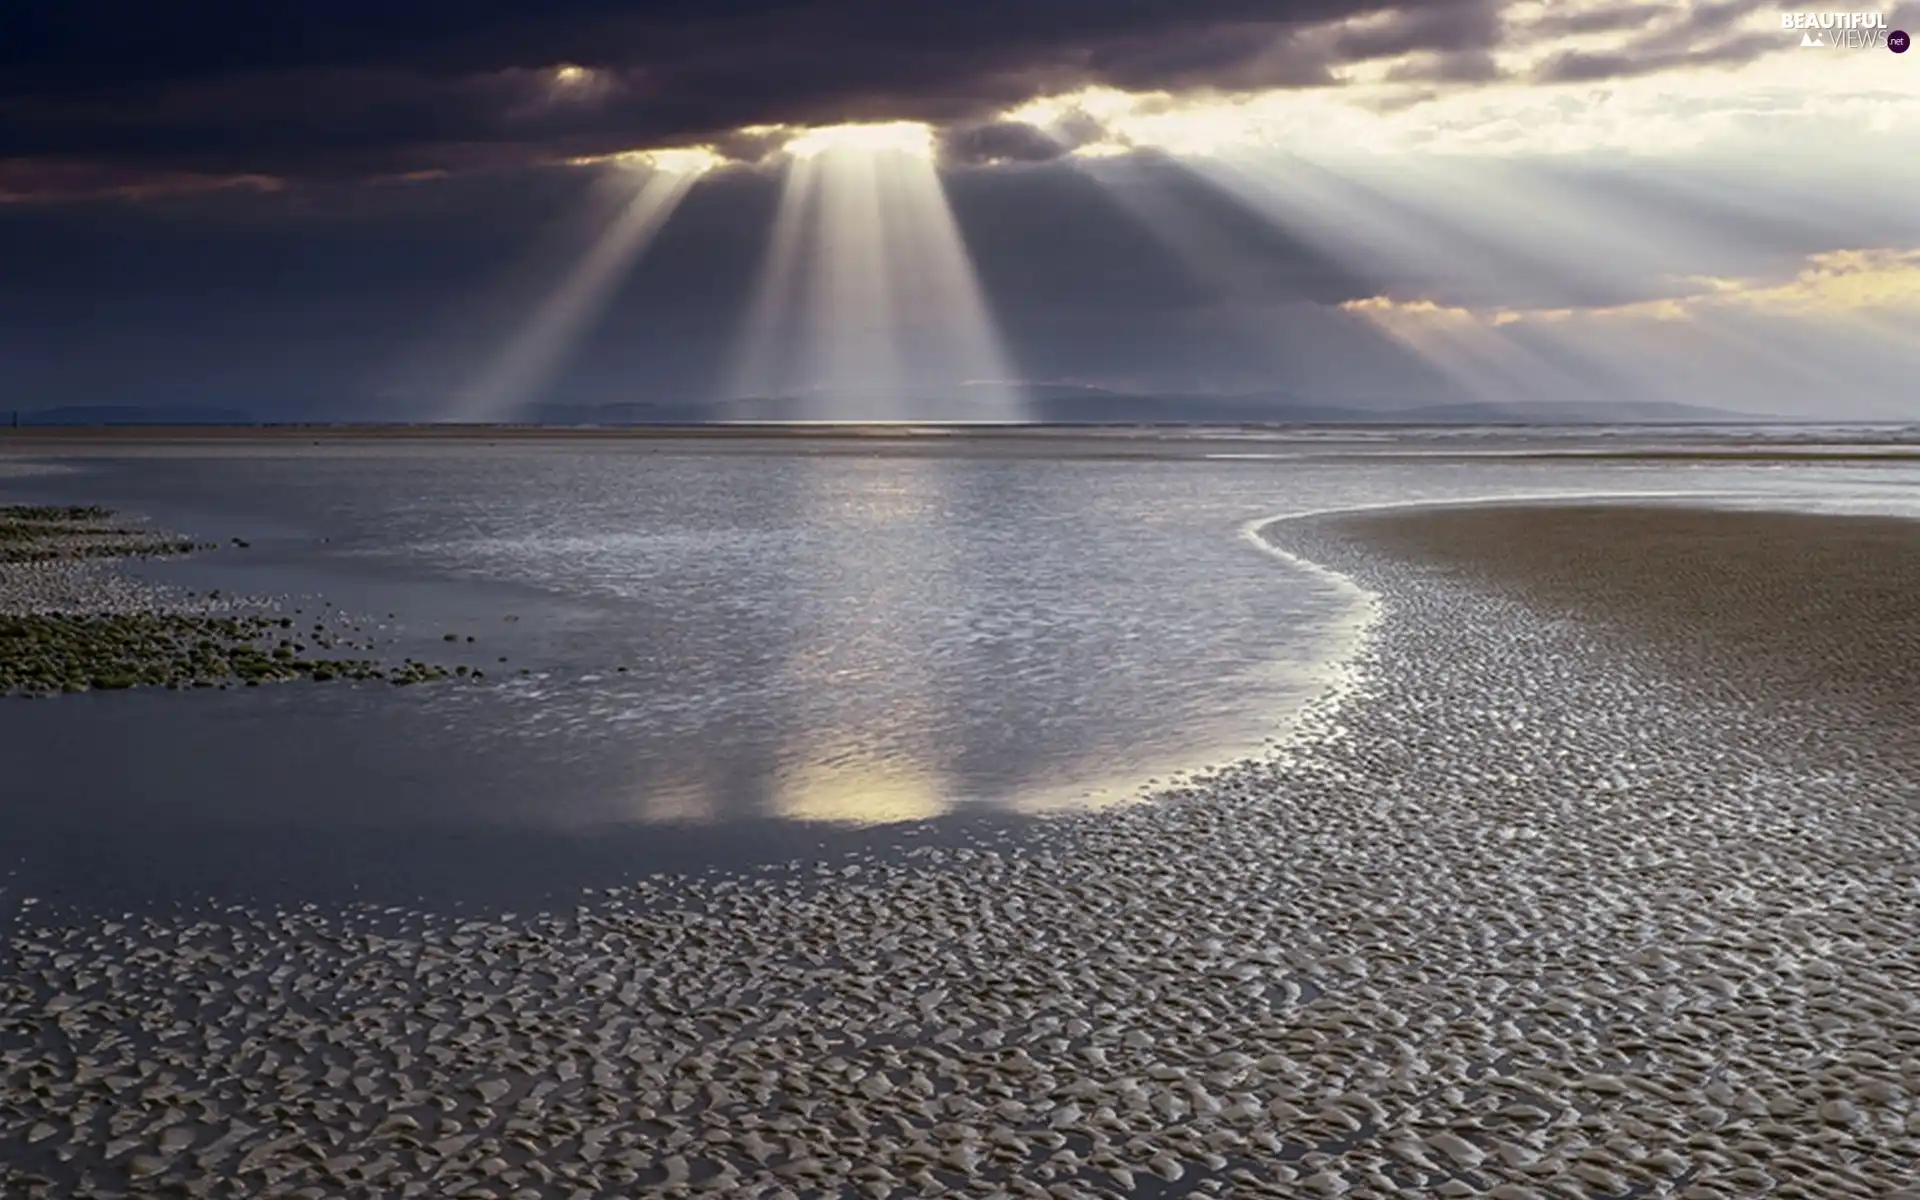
[4,0,1535,188]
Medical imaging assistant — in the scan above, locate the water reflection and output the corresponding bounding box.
[768,457,959,825]
[772,755,952,825]
[632,762,723,826]
[3,436,1913,907]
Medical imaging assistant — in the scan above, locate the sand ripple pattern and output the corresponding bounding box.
[2,512,1917,1198]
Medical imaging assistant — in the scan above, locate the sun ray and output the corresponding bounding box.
[448,153,715,421]
[1069,133,1920,419]
[806,146,902,420]
[727,160,821,409]
[1340,298,1609,409]
[1072,156,1273,304]
[727,123,1026,422]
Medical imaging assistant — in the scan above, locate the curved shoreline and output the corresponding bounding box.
[4,498,1917,1197]
[1313,499,1920,774]
[0,504,486,693]
[1234,487,1735,767]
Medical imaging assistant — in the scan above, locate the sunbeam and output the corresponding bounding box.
[448,150,718,421]
[728,123,1025,422]
[1072,155,1286,306]
[728,153,821,416]
[806,140,901,420]
[1338,297,1612,409]
[1067,135,1920,419]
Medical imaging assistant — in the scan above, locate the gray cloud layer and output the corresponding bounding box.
[0,0,1809,191]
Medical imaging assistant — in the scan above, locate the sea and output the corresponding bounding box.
[2,425,1915,912]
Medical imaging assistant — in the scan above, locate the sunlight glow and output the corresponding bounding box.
[564,146,725,175]
[1070,113,1920,421]
[1004,88,1142,127]
[729,124,1024,420]
[771,759,950,825]
[1340,294,1617,409]
[1334,245,1920,418]
[1008,88,1328,159]
[1345,248,1920,329]
[543,63,610,104]
[997,26,1920,161]
[633,766,721,826]
[626,147,726,176]
[443,2,1920,425]
[769,462,956,826]
[451,165,706,420]
[784,122,936,161]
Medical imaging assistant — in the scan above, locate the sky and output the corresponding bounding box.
[2,0,1918,422]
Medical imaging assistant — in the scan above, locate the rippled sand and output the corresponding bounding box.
[1335,504,1920,767]
[2,503,1916,1198]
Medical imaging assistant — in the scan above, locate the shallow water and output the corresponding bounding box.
[2,431,1915,910]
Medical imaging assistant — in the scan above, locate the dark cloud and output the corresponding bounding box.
[1668,0,1773,37]
[1523,0,1783,85]
[1333,2,1504,59]
[1532,30,1779,83]
[1776,0,1920,16]
[1520,4,1670,38]
[2,0,1825,197]
[1081,22,1344,91]
[0,1,1509,190]
[1513,0,1769,45]
[938,122,1070,168]
[1383,48,1502,83]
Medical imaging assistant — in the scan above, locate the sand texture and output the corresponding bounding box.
[0,502,1915,1198]
[0,504,466,692]
[1335,503,1920,770]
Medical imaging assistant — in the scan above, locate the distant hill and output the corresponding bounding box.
[8,395,1758,428]
[1388,399,1755,425]
[1009,392,1753,426]
[518,401,718,426]
[13,405,257,427]
[521,393,1756,426]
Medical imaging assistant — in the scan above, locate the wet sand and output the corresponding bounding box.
[2,501,1916,1198]
[0,505,462,694]
[1333,503,1920,768]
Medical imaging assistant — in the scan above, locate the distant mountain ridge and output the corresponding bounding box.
[519,393,1757,426]
[1017,392,1751,426]
[11,405,258,427]
[8,394,1758,428]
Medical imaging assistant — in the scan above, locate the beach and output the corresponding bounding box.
[0,504,461,693]
[3,496,1915,1197]
[1333,504,1920,767]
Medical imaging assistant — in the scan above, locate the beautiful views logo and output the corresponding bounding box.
[1780,10,1905,49]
